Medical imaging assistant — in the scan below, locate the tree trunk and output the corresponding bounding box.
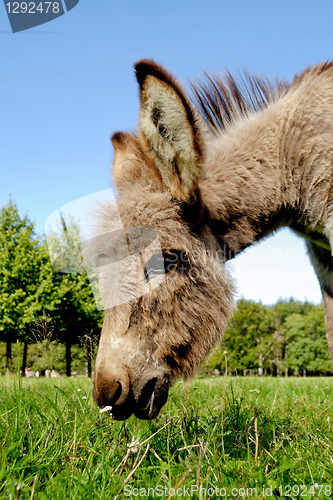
[21,341,28,376]
[258,353,263,376]
[6,340,12,371]
[87,342,92,378]
[66,341,71,377]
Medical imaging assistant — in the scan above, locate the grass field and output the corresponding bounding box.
[1,375,333,499]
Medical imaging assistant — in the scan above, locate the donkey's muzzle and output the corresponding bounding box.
[93,370,170,420]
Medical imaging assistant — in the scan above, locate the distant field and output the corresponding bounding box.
[1,376,333,499]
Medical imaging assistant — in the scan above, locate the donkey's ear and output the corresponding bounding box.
[135,60,202,201]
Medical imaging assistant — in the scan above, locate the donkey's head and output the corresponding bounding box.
[92,60,234,420]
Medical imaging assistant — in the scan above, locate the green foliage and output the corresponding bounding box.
[29,315,63,373]
[0,198,50,343]
[207,300,277,373]
[43,213,103,345]
[221,299,276,372]
[273,297,314,324]
[283,306,333,373]
[207,298,331,376]
[47,213,83,274]
[0,199,103,373]
[30,338,64,373]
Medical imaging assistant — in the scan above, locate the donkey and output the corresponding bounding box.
[92,59,333,420]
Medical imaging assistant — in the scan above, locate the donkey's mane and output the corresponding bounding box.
[191,69,290,134]
[191,62,333,135]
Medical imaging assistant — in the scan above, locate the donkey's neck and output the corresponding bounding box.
[199,104,294,257]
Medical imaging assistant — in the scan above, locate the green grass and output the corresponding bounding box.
[1,376,333,499]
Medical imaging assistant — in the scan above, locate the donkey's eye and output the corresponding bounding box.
[144,250,188,281]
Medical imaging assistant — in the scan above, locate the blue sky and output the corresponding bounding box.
[2,0,333,304]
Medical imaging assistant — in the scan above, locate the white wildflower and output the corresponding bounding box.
[128,436,140,454]
[99,405,112,413]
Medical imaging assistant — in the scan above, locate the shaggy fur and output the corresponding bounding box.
[93,60,333,420]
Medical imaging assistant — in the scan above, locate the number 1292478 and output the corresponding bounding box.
[279,484,331,496]
[5,2,60,14]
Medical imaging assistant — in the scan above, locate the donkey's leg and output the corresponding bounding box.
[306,241,333,362]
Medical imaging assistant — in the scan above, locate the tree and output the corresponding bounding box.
[0,200,103,376]
[207,299,277,374]
[0,199,50,371]
[283,305,332,375]
[44,213,103,375]
[272,298,314,328]
[206,298,331,377]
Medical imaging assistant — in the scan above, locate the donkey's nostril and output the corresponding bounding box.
[134,374,170,420]
[94,372,130,409]
[102,380,122,407]
[137,377,157,410]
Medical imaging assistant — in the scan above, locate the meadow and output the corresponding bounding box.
[1,375,333,499]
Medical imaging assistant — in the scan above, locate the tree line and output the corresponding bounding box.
[0,198,103,376]
[206,298,332,376]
